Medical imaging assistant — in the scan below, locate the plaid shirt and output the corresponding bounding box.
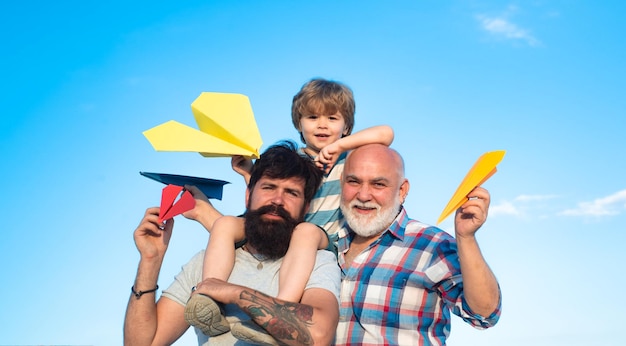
[335,208,501,345]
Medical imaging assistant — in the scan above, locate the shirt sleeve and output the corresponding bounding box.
[161,250,204,307]
[431,236,501,329]
[306,250,341,304]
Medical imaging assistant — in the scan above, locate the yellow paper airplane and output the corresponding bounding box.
[143,92,263,159]
[437,150,506,225]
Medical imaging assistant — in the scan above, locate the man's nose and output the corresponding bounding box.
[356,185,372,202]
[270,191,284,205]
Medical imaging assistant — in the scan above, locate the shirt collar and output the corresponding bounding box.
[387,207,409,240]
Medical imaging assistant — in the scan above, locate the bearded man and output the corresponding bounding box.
[335,144,502,345]
[124,141,340,346]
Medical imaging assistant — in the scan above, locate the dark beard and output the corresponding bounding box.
[244,205,301,260]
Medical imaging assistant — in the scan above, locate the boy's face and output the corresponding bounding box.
[298,111,348,155]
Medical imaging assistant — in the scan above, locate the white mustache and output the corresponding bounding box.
[349,201,381,212]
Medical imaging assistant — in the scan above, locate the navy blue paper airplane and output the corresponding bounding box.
[140,172,230,200]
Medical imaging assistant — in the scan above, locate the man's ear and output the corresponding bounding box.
[399,179,410,204]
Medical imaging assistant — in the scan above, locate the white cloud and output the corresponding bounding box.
[489,200,521,216]
[559,189,626,217]
[491,191,626,220]
[514,194,558,202]
[490,194,557,218]
[476,14,540,46]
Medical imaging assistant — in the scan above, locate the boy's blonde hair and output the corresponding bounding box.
[291,78,356,142]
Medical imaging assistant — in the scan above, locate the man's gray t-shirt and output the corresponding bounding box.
[162,248,340,345]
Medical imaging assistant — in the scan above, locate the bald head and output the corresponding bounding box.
[346,144,405,182]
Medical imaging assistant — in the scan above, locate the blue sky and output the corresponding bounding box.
[1,1,624,345]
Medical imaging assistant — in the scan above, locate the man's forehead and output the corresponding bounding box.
[345,149,401,181]
[257,175,305,189]
[345,155,386,174]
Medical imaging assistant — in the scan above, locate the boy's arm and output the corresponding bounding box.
[180,155,253,233]
[317,125,394,171]
[182,185,223,233]
[232,155,253,185]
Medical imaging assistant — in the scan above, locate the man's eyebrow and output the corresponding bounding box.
[344,174,360,181]
[370,177,391,184]
[259,181,277,188]
[344,175,390,184]
[285,187,303,195]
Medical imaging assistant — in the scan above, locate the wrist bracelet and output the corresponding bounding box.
[131,285,159,299]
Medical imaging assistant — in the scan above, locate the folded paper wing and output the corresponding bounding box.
[140,172,230,200]
[159,184,195,223]
[437,150,506,225]
[143,92,263,159]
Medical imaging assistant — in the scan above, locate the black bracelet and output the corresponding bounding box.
[131,285,159,299]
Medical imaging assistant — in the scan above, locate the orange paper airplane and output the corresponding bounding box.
[159,184,195,223]
[437,150,506,225]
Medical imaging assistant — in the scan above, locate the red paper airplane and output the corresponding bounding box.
[159,184,195,223]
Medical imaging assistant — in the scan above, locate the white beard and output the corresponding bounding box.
[340,196,401,237]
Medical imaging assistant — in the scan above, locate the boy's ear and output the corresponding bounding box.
[342,126,349,136]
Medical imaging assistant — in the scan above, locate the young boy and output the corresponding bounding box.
[185,78,394,343]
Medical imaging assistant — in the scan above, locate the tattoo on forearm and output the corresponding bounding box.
[240,290,314,345]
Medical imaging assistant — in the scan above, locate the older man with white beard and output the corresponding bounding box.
[335,144,502,345]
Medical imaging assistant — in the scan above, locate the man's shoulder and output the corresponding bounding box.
[185,250,207,267]
[404,219,455,241]
[309,250,340,301]
[312,250,340,279]
[314,249,338,264]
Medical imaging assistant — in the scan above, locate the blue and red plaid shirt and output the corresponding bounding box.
[335,208,501,345]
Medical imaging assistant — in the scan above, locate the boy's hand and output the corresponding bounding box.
[182,185,211,222]
[316,143,341,173]
[231,155,253,184]
[182,185,224,232]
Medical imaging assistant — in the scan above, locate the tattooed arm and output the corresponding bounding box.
[194,278,338,345]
